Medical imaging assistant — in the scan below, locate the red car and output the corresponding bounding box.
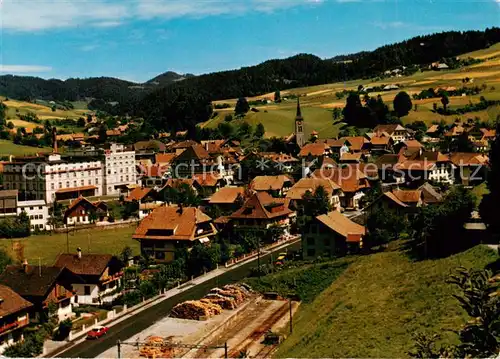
[86,326,109,339]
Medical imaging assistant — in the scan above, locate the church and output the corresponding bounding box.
[285,98,306,148]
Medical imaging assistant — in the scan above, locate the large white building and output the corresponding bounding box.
[17,200,50,231]
[3,153,103,204]
[103,143,136,196]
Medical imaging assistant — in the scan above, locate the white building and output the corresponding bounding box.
[2,153,103,204]
[103,143,136,196]
[17,200,49,232]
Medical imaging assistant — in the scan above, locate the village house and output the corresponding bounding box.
[64,196,108,226]
[302,211,366,259]
[0,264,76,322]
[102,143,136,196]
[395,150,454,185]
[170,144,214,178]
[250,175,294,196]
[193,173,227,197]
[138,163,169,188]
[125,186,155,204]
[133,206,217,263]
[286,178,343,212]
[207,187,245,214]
[260,152,299,173]
[325,137,369,155]
[372,124,411,144]
[298,143,331,160]
[449,152,489,186]
[230,192,295,238]
[369,134,394,154]
[54,250,123,305]
[313,165,370,210]
[0,285,33,353]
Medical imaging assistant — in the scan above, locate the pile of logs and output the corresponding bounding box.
[170,284,253,320]
[170,300,223,320]
[139,336,176,358]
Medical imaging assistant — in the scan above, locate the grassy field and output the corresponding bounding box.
[0,140,51,157]
[0,225,139,265]
[204,43,500,138]
[274,245,498,358]
[246,258,352,303]
[0,97,89,137]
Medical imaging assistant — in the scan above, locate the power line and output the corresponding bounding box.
[116,339,228,359]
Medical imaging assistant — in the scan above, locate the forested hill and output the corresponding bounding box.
[147,71,195,86]
[0,71,190,103]
[158,28,500,101]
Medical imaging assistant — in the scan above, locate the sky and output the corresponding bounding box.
[0,0,499,83]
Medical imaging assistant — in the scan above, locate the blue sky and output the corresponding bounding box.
[0,0,499,83]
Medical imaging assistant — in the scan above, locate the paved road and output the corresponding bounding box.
[57,241,300,358]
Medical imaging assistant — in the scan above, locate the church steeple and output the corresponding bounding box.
[295,98,303,121]
[294,97,305,148]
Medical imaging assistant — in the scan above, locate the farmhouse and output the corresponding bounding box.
[54,250,123,305]
[133,205,217,263]
[302,211,366,259]
[0,285,33,353]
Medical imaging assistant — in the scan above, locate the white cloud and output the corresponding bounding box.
[0,0,325,31]
[0,65,52,73]
[79,44,99,52]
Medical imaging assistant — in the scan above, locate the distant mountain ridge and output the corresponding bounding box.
[147,71,196,86]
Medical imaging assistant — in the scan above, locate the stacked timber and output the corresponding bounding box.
[170,300,222,320]
[202,294,237,310]
[139,336,176,358]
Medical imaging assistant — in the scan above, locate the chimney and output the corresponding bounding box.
[77,247,82,259]
[22,259,29,274]
[52,128,58,153]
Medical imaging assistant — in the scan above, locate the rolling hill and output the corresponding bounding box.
[272,245,498,357]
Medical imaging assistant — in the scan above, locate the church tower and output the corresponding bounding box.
[295,98,305,148]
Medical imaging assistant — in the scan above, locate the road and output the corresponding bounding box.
[57,241,300,358]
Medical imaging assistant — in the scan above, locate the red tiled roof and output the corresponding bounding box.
[230,192,293,220]
[209,187,245,204]
[392,189,422,203]
[250,175,294,191]
[403,140,423,149]
[449,152,489,166]
[313,165,370,193]
[155,153,177,165]
[125,187,152,202]
[55,253,114,276]
[299,143,329,157]
[316,211,365,239]
[0,284,33,318]
[193,173,223,187]
[370,136,391,146]
[133,206,216,241]
[286,178,340,200]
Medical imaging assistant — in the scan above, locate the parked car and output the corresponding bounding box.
[87,326,109,339]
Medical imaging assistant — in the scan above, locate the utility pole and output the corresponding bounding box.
[117,340,121,359]
[289,298,293,334]
[224,342,228,359]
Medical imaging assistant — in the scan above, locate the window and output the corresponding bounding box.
[126,175,129,181]
[73,181,77,187]
[39,206,42,210]
[81,180,84,186]
[66,181,70,187]
[84,286,91,295]
[30,207,34,210]
[96,178,99,185]
[58,182,62,189]
[30,215,34,220]
[88,179,92,185]
[51,183,54,190]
